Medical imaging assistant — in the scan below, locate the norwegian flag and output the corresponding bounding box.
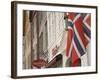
[66,12,91,66]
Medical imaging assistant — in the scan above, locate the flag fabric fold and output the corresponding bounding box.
[66,12,91,67]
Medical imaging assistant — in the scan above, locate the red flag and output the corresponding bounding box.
[66,13,91,67]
